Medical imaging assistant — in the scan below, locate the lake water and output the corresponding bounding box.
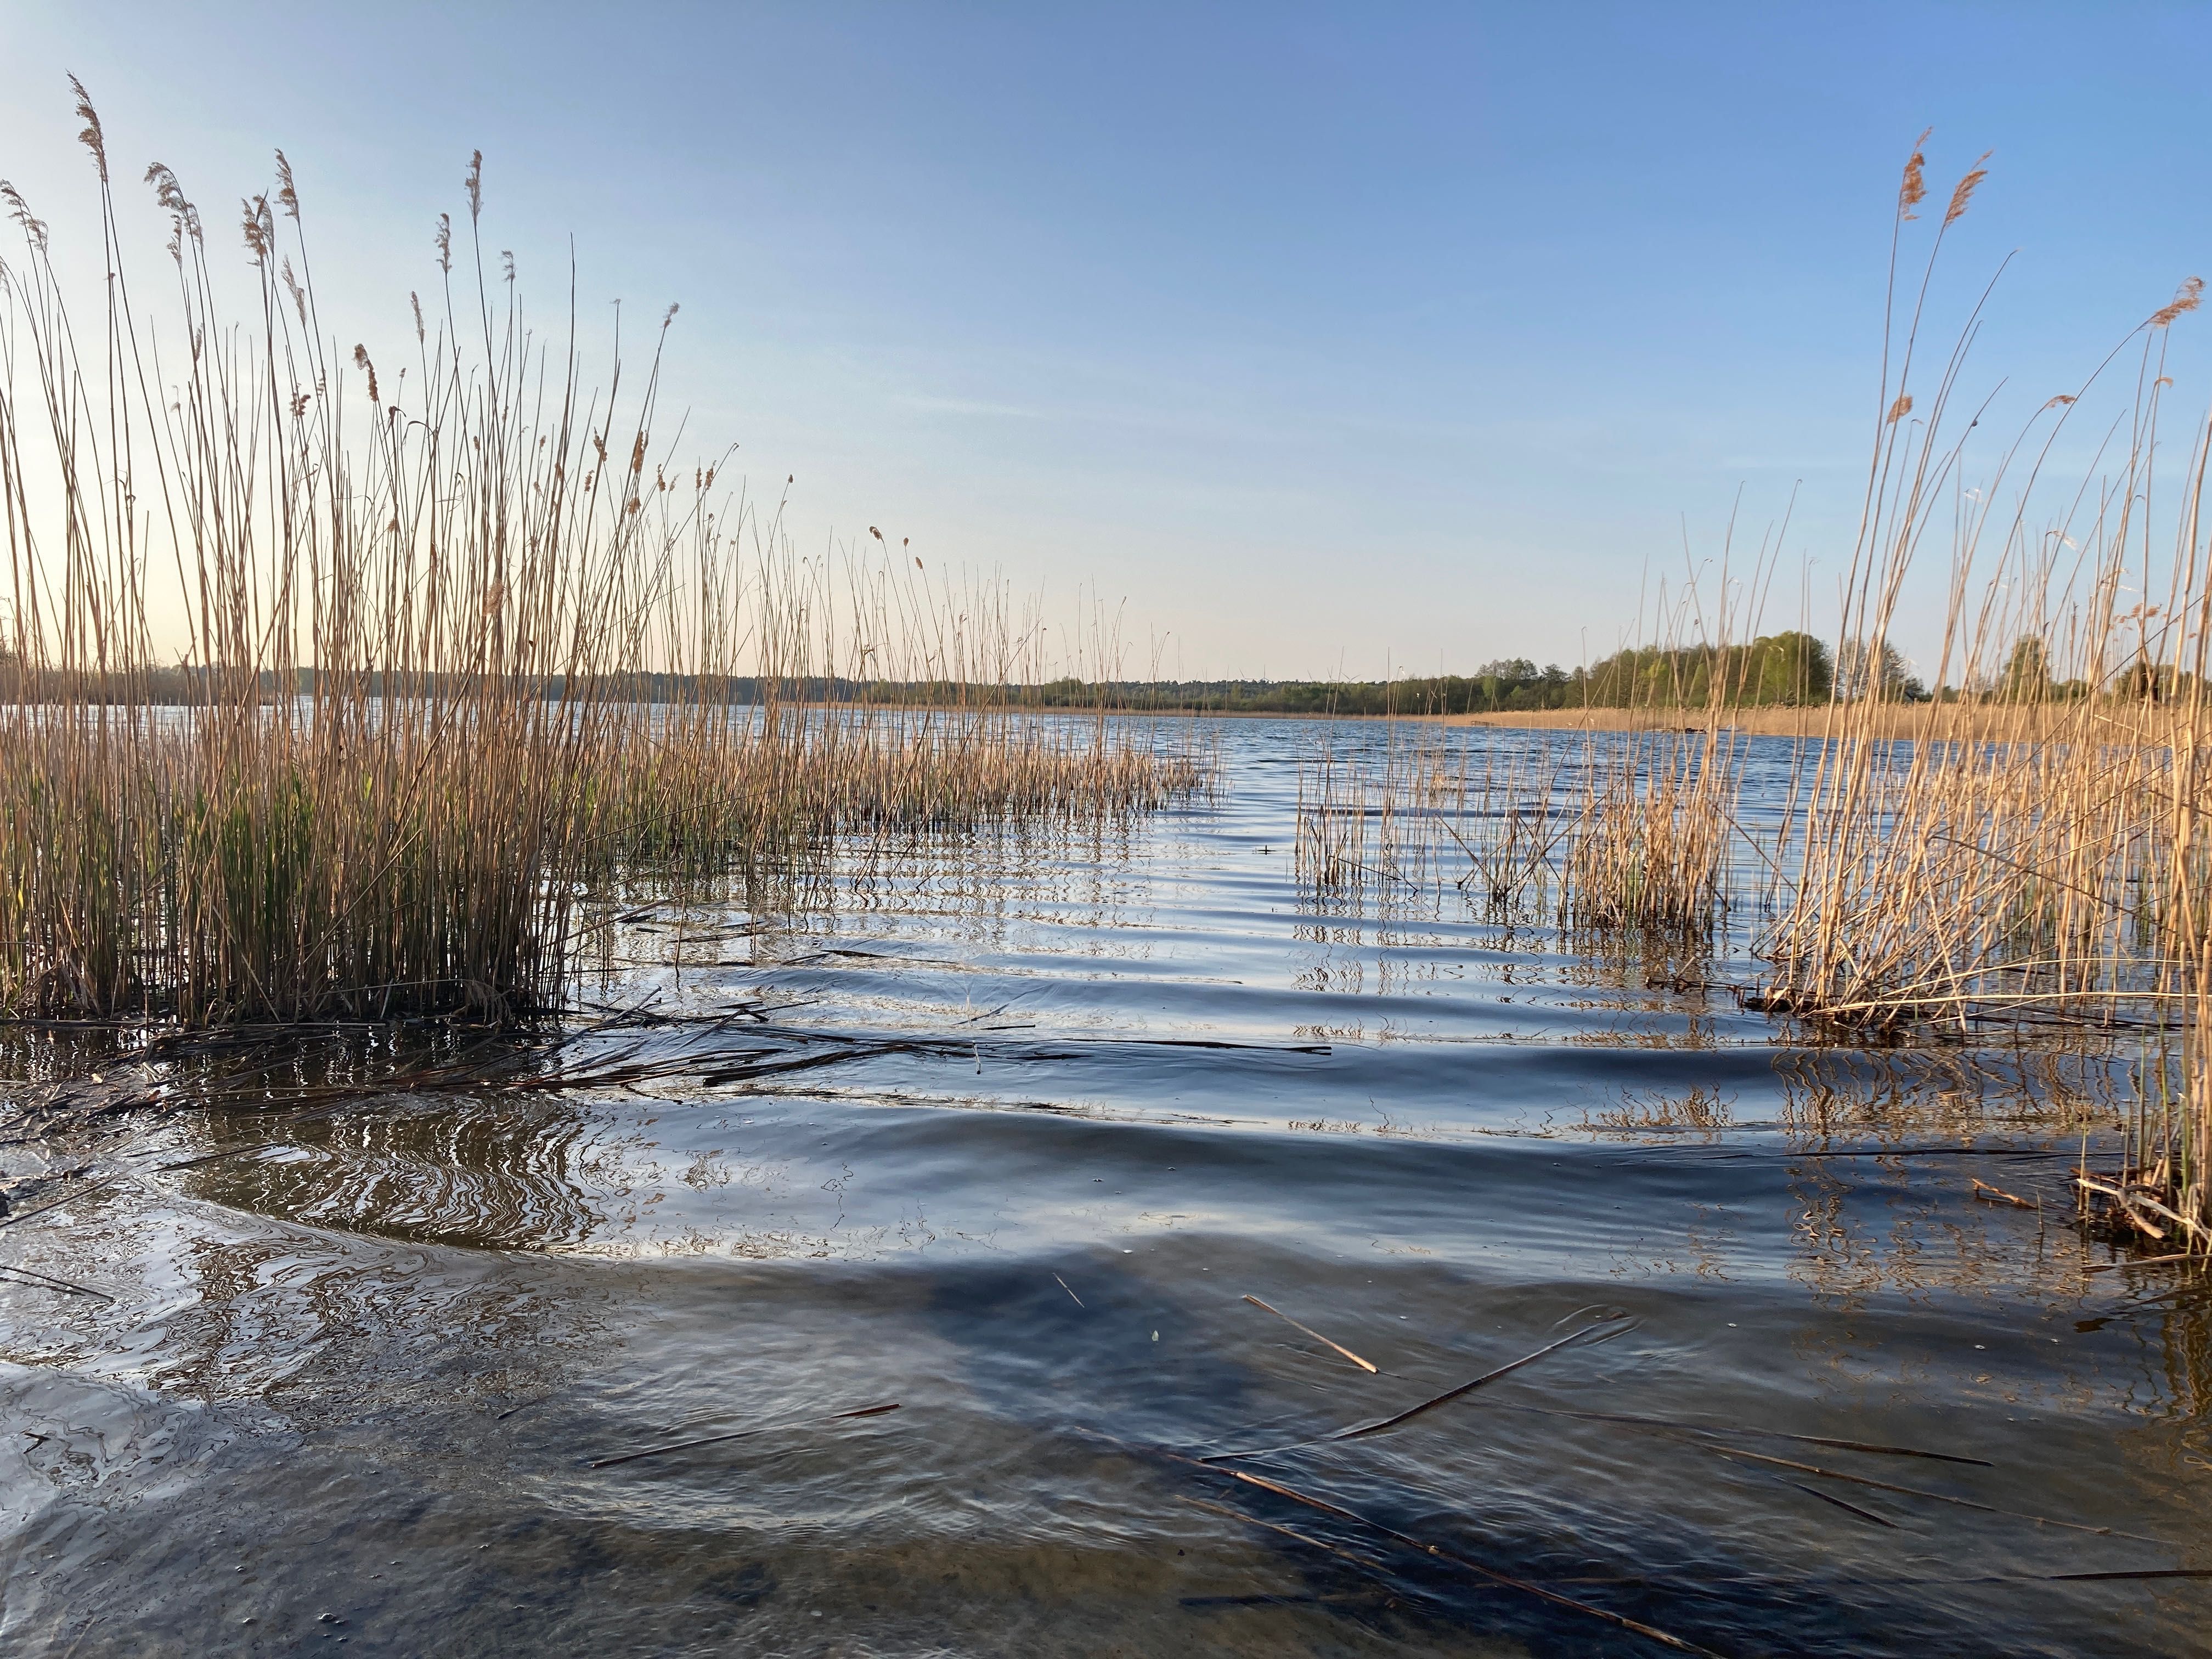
[2,718,2208,1657]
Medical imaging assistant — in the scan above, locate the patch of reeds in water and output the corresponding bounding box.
[1750,139,2212,1238]
[0,89,1199,1026]
[1299,137,2212,1240]
[1295,719,1751,989]
[1556,730,1740,935]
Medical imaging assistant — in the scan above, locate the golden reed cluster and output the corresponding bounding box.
[1298,134,2212,1240]
[0,85,1198,1028]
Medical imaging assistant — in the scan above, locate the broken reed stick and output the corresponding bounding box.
[1201,1314,1634,1463]
[589,1402,901,1470]
[1054,1273,1085,1308]
[0,1178,119,1233]
[153,1142,286,1173]
[698,1043,918,1088]
[1226,1467,1720,1657]
[1705,1444,2169,1543]
[1487,1400,1992,1465]
[0,1262,115,1301]
[2085,1251,2200,1273]
[1786,1480,1898,1528]
[1131,1426,2199,1633]
[2076,1176,2208,1246]
[1176,1494,1394,1574]
[1329,1315,1633,1443]
[1970,1178,2038,1209]
[1242,1294,1378,1373]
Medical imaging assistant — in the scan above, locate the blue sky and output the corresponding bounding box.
[3,2,2208,678]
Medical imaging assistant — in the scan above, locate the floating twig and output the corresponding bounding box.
[0,1178,119,1233]
[1786,1480,1898,1528]
[1970,1178,2037,1209]
[1132,1039,1332,1055]
[1329,1314,1632,1442]
[1492,1401,1992,1465]
[1223,1467,1719,1656]
[153,1141,286,1173]
[1242,1294,1377,1374]
[1203,1313,1634,1463]
[698,1043,919,1088]
[1176,1494,1392,1574]
[1054,1273,1084,1309]
[1706,1444,2167,1543]
[0,1262,114,1301]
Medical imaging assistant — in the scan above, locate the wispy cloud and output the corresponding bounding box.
[893,393,1048,419]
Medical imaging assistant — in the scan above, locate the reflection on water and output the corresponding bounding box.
[3,719,2211,1656]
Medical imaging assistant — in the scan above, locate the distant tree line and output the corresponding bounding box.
[1038,634,1841,715]
[0,633,2185,712]
[1016,660,1581,715]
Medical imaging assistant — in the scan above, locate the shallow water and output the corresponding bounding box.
[3,718,2209,1657]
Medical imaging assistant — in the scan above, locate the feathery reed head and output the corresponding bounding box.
[0,182,47,254]
[144,163,202,261]
[1898,127,1931,220]
[1943,151,1991,226]
[67,75,106,184]
[240,194,273,264]
[2149,276,2204,330]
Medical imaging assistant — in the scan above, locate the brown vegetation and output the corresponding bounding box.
[1301,136,2212,1243]
[0,91,1199,1026]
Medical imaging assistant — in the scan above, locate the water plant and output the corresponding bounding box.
[0,86,1199,1028]
[1295,134,2212,1243]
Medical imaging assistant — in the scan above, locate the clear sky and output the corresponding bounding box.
[3,2,2207,679]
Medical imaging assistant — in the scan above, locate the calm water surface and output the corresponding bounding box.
[3,719,2208,1656]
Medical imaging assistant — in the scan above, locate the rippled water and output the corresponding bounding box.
[4,719,2210,1657]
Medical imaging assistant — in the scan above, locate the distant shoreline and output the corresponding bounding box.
[1444,704,2080,738]
[1094,703,2100,738]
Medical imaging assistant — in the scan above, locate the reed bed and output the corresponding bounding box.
[1556,729,1740,935]
[1293,730,1457,900]
[0,91,1199,1027]
[1750,139,2212,1237]
[1294,138,2212,1240]
[1437,737,1570,913]
[1295,720,1748,953]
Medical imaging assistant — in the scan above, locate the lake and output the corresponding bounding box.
[1,716,2205,1657]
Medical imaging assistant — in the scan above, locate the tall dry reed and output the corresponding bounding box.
[0,88,1197,1027]
[1748,137,2212,1238]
